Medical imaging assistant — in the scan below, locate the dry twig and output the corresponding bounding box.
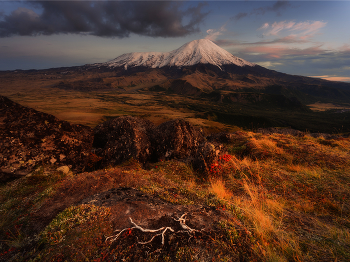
[105,213,198,246]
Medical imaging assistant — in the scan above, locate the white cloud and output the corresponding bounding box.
[205,23,227,41]
[259,23,270,30]
[259,20,327,36]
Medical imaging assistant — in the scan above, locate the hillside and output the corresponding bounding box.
[1,96,350,261]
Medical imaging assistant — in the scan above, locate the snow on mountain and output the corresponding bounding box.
[103,39,255,70]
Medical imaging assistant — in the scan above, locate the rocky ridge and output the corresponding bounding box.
[1,96,228,182]
[0,96,93,182]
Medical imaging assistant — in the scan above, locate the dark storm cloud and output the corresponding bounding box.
[232,1,291,21]
[253,0,291,16]
[0,1,208,37]
[231,12,248,22]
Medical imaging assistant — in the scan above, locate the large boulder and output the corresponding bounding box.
[93,116,154,167]
[152,119,205,160]
[0,96,93,181]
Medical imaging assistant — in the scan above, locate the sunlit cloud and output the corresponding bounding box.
[310,75,350,82]
[205,23,227,41]
[242,45,325,59]
[259,20,327,36]
[256,61,283,68]
[259,23,270,30]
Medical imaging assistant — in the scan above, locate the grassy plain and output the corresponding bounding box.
[1,70,350,133]
[308,102,350,112]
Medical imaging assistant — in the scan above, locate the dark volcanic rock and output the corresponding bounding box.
[152,119,205,160]
[0,96,93,180]
[93,116,154,167]
[192,142,227,175]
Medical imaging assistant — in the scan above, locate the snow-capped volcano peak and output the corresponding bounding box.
[104,39,255,70]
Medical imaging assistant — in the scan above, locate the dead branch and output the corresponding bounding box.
[105,213,199,246]
[173,213,197,233]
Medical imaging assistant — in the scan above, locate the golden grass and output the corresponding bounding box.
[1,130,350,261]
[209,178,232,200]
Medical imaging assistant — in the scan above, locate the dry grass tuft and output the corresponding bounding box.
[209,178,232,200]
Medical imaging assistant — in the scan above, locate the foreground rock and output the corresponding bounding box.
[192,142,227,175]
[0,96,93,181]
[93,116,155,167]
[153,119,205,160]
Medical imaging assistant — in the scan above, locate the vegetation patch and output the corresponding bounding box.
[1,131,350,261]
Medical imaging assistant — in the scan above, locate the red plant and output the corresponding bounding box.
[209,154,232,177]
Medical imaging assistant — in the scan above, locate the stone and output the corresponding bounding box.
[57,166,70,175]
[152,119,205,160]
[192,141,227,175]
[93,116,154,167]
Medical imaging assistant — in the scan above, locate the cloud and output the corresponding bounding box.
[205,23,227,41]
[232,1,291,21]
[214,35,309,48]
[252,35,311,45]
[243,45,325,59]
[213,39,241,47]
[259,23,270,30]
[231,12,248,22]
[310,75,350,82]
[259,20,327,36]
[0,1,208,38]
[257,61,283,68]
[253,0,291,16]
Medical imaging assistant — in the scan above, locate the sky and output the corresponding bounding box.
[0,1,350,82]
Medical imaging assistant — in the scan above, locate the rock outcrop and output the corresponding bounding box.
[192,142,227,175]
[1,95,228,179]
[93,116,155,167]
[152,119,205,160]
[0,96,93,181]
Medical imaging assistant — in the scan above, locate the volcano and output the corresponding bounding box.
[102,39,255,70]
[66,39,350,101]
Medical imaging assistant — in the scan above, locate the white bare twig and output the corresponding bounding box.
[105,213,198,246]
[137,227,174,245]
[173,213,197,233]
[130,217,174,245]
[105,227,135,243]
